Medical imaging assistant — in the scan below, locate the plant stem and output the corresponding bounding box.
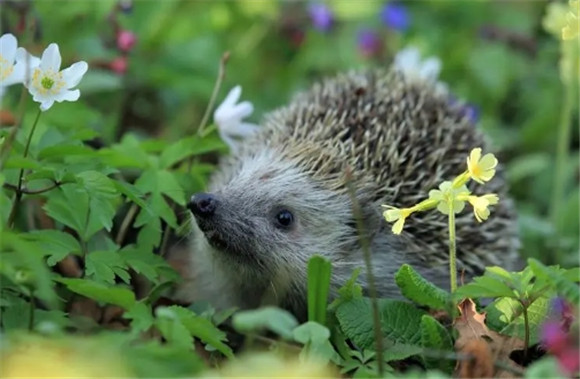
[7,109,42,228]
[195,51,230,137]
[549,81,574,264]
[115,203,139,246]
[448,202,457,293]
[28,290,35,331]
[521,301,530,362]
[345,167,384,376]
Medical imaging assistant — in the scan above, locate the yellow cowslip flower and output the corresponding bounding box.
[563,0,579,40]
[543,2,570,38]
[383,206,413,235]
[466,148,497,184]
[428,181,469,215]
[459,193,499,222]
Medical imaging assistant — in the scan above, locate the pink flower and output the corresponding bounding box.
[558,348,580,374]
[116,30,137,52]
[110,57,128,74]
[541,321,568,353]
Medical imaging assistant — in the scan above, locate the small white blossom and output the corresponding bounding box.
[214,85,259,153]
[0,33,39,89]
[394,46,448,95]
[26,43,88,111]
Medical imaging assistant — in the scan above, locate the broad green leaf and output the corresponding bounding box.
[383,343,423,362]
[113,180,148,209]
[56,278,136,309]
[24,230,82,266]
[293,321,340,364]
[307,255,332,325]
[38,144,96,160]
[159,135,225,169]
[85,250,130,285]
[3,156,41,169]
[232,306,298,340]
[485,295,549,344]
[156,170,186,206]
[155,312,193,350]
[420,315,454,372]
[524,357,567,379]
[336,298,425,349]
[77,171,117,199]
[454,274,516,300]
[395,264,450,310]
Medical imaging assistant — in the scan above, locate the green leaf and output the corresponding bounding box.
[420,315,454,372]
[77,171,117,199]
[159,135,225,169]
[232,306,299,340]
[454,273,516,300]
[329,268,363,310]
[24,230,81,266]
[38,144,96,160]
[124,301,155,334]
[383,343,423,362]
[85,250,130,285]
[395,264,451,310]
[56,278,136,309]
[3,156,42,169]
[169,306,234,358]
[524,357,567,379]
[307,255,332,325]
[155,311,193,350]
[529,259,579,305]
[113,180,148,209]
[335,298,425,349]
[293,321,340,364]
[485,295,550,344]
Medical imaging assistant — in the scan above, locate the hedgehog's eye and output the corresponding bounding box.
[275,209,294,229]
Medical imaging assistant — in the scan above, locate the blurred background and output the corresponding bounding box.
[1,0,578,266]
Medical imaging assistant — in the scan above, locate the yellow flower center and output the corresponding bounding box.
[0,54,14,81]
[31,68,64,96]
[41,76,55,89]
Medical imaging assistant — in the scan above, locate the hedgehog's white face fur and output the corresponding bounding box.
[186,147,369,313]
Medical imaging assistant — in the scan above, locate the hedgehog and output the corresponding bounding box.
[178,67,521,320]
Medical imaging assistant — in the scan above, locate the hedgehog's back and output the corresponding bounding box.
[257,68,521,275]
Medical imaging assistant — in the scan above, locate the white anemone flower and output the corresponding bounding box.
[26,43,88,111]
[394,46,448,95]
[0,33,40,89]
[213,85,259,153]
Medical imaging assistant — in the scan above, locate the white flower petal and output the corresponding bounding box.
[419,57,441,81]
[40,99,55,111]
[222,85,242,108]
[2,64,25,86]
[54,89,80,103]
[40,43,61,72]
[14,48,40,85]
[394,47,420,71]
[0,33,18,61]
[61,61,88,88]
[228,122,259,137]
[228,101,254,121]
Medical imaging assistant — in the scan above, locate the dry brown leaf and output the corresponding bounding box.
[454,298,525,378]
[457,339,494,378]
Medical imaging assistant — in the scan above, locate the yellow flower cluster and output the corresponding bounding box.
[382,148,500,235]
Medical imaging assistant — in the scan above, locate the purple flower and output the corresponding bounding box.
[308,3,334,32]
[541,321,568,353]
[357,29,381,57]
[463,104,480,123]
[380,2,409,32]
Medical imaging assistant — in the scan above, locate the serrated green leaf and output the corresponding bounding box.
[113,180,148,209]
[156,170,186,206]
[43,185,88,235]
[335,298,425,349]
[232,306,298,340]
[3,156,42,169]
[329,268,363,311]
[529,259,579,305]
[24,229,82,266]
[485,295,549,344]
[395,264,451,310]
[159,135,224,169]
[77,171,117,199]
[307,255,332,325]
[124,301,155,333]
[169,306,234,358]
[155,313,193,350]
[56,278,136,309]
[85,250,130,285]
[420,315,454,372]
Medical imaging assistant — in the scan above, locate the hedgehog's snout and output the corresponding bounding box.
[188,192,218,219]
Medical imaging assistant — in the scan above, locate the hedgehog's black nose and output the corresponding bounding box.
[188,193,217,218]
